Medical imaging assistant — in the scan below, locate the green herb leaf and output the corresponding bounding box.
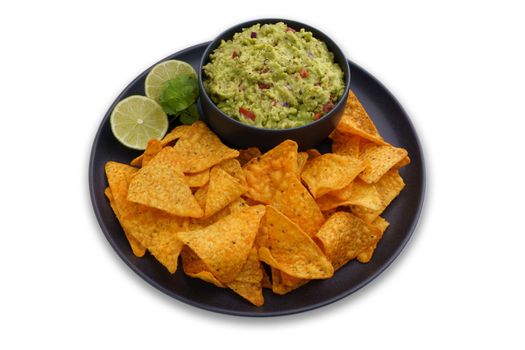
[179,103,200,125]
[159,73,199,115]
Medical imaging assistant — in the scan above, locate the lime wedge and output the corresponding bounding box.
[145,60,197,102]
[110,95,168,150]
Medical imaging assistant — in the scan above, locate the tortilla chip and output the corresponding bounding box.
[301,153,365,198]
[352,169,405,222]
[216,158,247,187]
[177,205,265,283]
[105,161,186,273]
[226,247,264,306]
[271,268,309,295]
[130,125,191,167]
[331,130,361,158]
[185,169,210,188]
[141,139,163,167]
[237,147,262,166]
[172,121,239,173]
[357,216,389,263]
[127,147,203,217]
[297,152,309,174]
[204,167,247,217]
[336,90,386,145]
[181,246,225,287]
[394,156,411,169]
[305,148,322,159]
[314,211,381,270]
[188,197,246,231]
[258,206,333,279]
[328,182,354,201]
[317,179,383,211]
[243,140,299,204]
[359,143,408,184]
[104,187,146,257]
[270,172,325,236]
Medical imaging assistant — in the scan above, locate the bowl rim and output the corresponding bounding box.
[198,18,351,134]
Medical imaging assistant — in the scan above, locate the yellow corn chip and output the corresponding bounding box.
[177,205,265,283]
[357,216,390,263]
[394,156,411,169]
[204,167,247,217]
[301,153,365,198]
[216,158,247,187]
[328,182,354,201]
[258,206,333,279]
[359,143,408,184]
[172,121,239,173]
[130,125,190,167]
[352,169,405,222]
[271,268,309,295]
[181,246,225,288]
[141,139,163,167]
[314,212,381,270]
[336,90,386,145]
[127,147,204,218]
[243,140,299,204]
[331,130,361,158]
[185,169,210,188]
[104,187,146,257]
[237,147,262,166]
[105,161,186,273]
[317,179,383,211]
[226,247,264,306]
[188,197,246,231]
[297,152,309,174]
[270,172,325,236]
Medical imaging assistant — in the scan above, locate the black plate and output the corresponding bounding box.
[89,42,425,317]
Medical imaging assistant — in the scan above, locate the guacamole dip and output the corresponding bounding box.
[204,22,345,129]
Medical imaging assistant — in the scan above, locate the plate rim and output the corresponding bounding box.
[89,42,426,317]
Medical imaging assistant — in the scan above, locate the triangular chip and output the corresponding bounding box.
[336,90,386,145]
[204,167,247,217]
[352,169,405,222]
[297,152,309,174]
[359,143,408,184]
[314,211,381,270]
[105,161,186,273]
[216,158,247,187]
[141,139,162,167]
[184,169,210,188]
[172,121,239,173]
[180,246,225,288]
[301,153,365,198]
[271,268,309,295]
[127,147,203,218]
[330,130,361,158]
[243,140,299,204]
[130,124,190,167]
[270,172,325,236]
[394,156,411,169]
[316,179,383,212]
[177,205,265,283]
[104,187,146,257]
[226,247,264,306]
[357,216,389,263]
[258,206,333,279]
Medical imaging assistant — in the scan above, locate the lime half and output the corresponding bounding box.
[110,95,168,150]
[145,60,197,102]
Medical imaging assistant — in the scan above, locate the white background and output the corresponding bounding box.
[1,1,524,349]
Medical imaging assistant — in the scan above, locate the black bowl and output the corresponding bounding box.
[198,18,351,151]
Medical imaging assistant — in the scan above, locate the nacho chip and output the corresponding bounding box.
[177,205,265,283]
[141,139,163,167]
[237,147,262,166]
[105,161,186,273]
[336,90,386,145]
[328,182,354,201]
[317,179,383,211]
[204,167,247,217]
[104,187,146,257]
[258,206,333,279]
[188,197,246,231]
[270,172,325,236]
[314,212,381,270]
[394,156,411,169]
[271,268,309,295]
[185,169,210,188]
[127,147,203,218]
[352,169,405,222]
[226,247,264,306]
[181,246,225,288]
[130,125,191,167]
[243,140,299,204]
[297,152,309,174]
[331,130,361,158]
[357,216,389,263]
[301,153,365,198]
[172,121,239,173]
[216,158,247,187]
[359,143,408,184]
